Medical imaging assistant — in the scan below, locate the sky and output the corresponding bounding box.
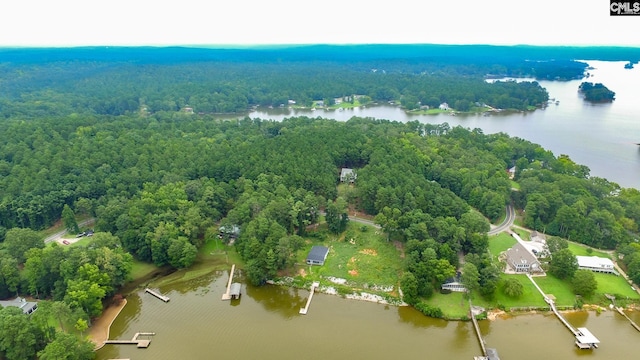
[1,0,638,47]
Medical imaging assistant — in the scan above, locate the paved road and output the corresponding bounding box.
[488,204,515,236]
[43,218,95,244]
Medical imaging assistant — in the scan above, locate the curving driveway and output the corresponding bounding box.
[488,204,515,236]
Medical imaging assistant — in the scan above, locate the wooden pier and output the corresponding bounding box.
[299,282,320,315]
[615,307,640,332]
[469,302,500,360]
[104,332,156,348]
[144,288,170,302]
[527,274,599,349]
[222,264,236,300]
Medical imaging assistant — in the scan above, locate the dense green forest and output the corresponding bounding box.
[2,45,640,359]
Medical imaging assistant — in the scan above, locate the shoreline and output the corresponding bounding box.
[89,298,128,351]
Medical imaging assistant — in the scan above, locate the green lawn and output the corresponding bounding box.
[130,260,159,280]
[421,291,469,319]
[488,233,516,258]
[567,242,610,258]
[592,272,639,299]
[534,275,576,307]
[510,180,520,190]
[298,222,403,290]
[491,274,547,309]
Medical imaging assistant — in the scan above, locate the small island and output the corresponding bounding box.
[578,82,615,102]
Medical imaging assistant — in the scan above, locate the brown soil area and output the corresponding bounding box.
[89,299,128,350]
[359,249,377,256]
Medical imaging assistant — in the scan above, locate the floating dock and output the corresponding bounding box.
[104,332,156,348]
[527,274,599,349]
[299,282,320,315]
[222,264,237,300]
[144,288,170,302]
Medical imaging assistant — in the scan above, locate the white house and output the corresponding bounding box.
[576,256,617,274]
[340,168,357,183]
[439,102,450,111]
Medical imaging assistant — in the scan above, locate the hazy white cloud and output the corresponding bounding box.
[1,0,638,47]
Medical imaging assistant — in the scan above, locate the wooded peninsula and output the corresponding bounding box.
[1,45,640,360]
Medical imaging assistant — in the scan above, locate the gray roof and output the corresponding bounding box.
[0,297,38,314]
[229,283,241,296]
[306,246,329,262]
[506,242,540,268]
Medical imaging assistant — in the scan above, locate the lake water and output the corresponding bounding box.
[241,60,640,190]
[95,61,640,360]
[95,269,640,360]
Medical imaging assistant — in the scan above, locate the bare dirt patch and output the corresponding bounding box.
[298,268,308,277]
[393,241,405,258]
[349,256,357,263]
[348,269,359,276]
[359,249,378,256]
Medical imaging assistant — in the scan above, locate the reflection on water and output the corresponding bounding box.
[95,269,640,360]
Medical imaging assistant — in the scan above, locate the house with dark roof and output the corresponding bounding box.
[0,297,38,315]
[505,242,543,274]
[306,246,329,266]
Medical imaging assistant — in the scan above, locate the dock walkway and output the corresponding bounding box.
[299,282,320,315]
[615,306,640,332]
[144,288,169,302]
[222,264,236,300]
[104,332,156,348]
[526,274,599,349]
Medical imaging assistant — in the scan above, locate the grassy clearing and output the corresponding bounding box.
[514,228,530,240]
[421,291,469,319]
[533,275,576,307]
[296,222,403,289]
[510,180,520,190]
[567,242,610,258]
[130,260,159,280]
[492,275,547,309]
[592,272,639,299]
[488,233,516,258]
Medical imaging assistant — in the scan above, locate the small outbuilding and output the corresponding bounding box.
[229,283,242,299]
[306,246,329,266]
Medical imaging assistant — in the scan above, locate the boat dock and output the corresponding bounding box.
[222,264,241,300]
[144,288,170,302]
[469,302,500,360]
[527,274,600,349]
[299,281,320,315]
[615,307,640,332]
[104,332,156,348]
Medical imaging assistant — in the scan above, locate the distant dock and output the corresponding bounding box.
[145,288,170,302]
[222,264,241,300]
[104,332,156,348]
[299,282,320,315]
